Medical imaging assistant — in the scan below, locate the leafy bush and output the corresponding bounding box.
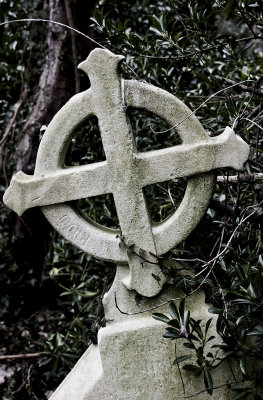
[91,1,263,398]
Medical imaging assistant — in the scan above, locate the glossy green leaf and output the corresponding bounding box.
[173,354,192,365]
[184,310,190,329]
[168,319,180,329]
[163,331,179,339]
[179,298,185,321]
[183,342,196,349]
[240,356,246,375]
[208,306,222,315]
[183,364,202,373]
[169,301,180,321]
[231,383,250,391]
[204,368,213,395]
[152,313,170,324]
[231,391,251,400]
[205,318,213,336]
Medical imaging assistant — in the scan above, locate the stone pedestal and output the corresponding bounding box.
[50,267,234,400]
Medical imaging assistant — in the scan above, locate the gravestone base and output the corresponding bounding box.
[50,267,236,400]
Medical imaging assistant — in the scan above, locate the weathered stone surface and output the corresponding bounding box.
[49,267,235,400]
[3,48,249,297]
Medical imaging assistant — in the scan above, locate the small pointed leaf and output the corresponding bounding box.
[173,355,192,365]
[152,313,170,323]
[204,368,213,395]
[184,310,190,329]
[169,301,180,321]
[240,355,246,375]
[179,298,185,321]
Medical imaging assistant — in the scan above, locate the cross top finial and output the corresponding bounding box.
[78,48,125,77]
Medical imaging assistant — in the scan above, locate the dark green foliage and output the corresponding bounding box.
[153,300,218,396]
[0,0,263,398]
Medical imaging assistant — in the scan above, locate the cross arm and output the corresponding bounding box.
[3,161,110,216]
[136,127,249,187]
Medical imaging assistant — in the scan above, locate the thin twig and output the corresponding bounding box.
[0,18,105,49]
[26,364,39,400]
[195,201,263,278]
[236,35,263,42]
[172,257,206,264]
[184,377,254,399]
[236,2,257,39]
[0,352,46,360]
[240,118,263,131]
[114,202,263,315]
[237,81,259,129]
[0,86,28,148]
[246,103,262,120]
[208,222,229,318]
[168,188,176,208]
[114,268,212,315]
[0,19,140,79]
[223,78,263,96]
[119,234,161,266]
[150,80,255,135]
[133,44,221,60]
[11,380,26,396]
[175,343,186,397]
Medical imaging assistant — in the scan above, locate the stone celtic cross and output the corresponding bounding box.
[3,48,249,297]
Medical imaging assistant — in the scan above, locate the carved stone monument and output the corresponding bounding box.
[3,48,249,399]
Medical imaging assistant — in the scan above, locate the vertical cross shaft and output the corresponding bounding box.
[79,49,165,296]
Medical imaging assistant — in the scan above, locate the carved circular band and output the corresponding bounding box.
[35,80,214,263]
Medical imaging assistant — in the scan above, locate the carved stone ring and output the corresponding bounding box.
[3,49,249,297]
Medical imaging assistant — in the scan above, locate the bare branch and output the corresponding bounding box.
[246,104,262,120]
[240,118,263,131]
[0,352,46,360]
[217,173,263,183]
[184,377,256,399]
[0,18,105,49]
[223,78,263,97]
